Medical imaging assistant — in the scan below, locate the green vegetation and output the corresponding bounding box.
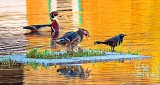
[26,48,105,59]
[0,58,17,68]
[0,58,24,69]
[26,48,53,59]
[0,58,11,68]
[0,58,45,70]
[126,48,140,55]
[0,47,142,70]
[26,47,141,59]
[26,60,39,70]
[115,46,141,55]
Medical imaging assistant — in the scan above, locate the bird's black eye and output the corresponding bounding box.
[51,14,55,18]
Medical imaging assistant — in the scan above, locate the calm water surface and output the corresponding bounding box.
[0,0,160,84]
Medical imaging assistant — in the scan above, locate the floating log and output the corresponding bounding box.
[0,52,151,66]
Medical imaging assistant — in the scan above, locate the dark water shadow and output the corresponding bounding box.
[0,64,24,85]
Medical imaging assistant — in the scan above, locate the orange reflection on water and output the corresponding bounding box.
[80,0,160,69]
[25,0,160,84]
[26,0,50,25]
[81,0,160,83]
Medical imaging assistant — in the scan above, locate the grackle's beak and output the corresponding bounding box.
[124,34,127,36]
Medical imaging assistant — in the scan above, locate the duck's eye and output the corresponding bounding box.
[51,14,55,18]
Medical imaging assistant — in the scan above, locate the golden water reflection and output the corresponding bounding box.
[23,59,160,84]
[24,0,160,84]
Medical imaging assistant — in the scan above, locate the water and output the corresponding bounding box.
[0,0,160,84]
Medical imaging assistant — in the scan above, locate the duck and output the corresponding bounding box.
[49,11,61,46]
[94,34,126,52]
[56,28,90,52]
[23,11,61,32]
[23,11,61,46]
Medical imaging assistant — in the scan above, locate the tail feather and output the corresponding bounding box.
[23,24,51,30]
[94,41,105,45]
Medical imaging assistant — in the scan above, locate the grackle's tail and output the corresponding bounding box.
[94,41,105,45]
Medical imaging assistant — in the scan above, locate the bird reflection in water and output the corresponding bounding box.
[57,65,91,79]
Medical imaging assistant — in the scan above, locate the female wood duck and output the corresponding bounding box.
[56,28,90,51]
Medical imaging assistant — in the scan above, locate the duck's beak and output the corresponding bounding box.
[85,34,90,40]
[57,15,62,17]
[57,15,69,21]
[88,34,90,37]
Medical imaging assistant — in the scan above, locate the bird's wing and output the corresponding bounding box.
[105,38,115,42]
[58,32,74,39]
[57,32,79,45]
[70,38,79,44]
[105,35,119,42]
[105,37,119,46]
[62,32,79,42]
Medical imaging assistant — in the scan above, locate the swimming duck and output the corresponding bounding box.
[23,11,61,46]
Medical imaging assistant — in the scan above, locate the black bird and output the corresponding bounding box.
[56,28,90,52]
[94,34,126,52]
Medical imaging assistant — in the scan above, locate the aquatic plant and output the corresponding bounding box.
[123,47,140,55]
[26,48,105,59]
[112,46,141,55]
[0,58,20,68]
[26,60,39,70]
[0,58,11,67]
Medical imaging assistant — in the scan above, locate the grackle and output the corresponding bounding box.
[94,34,126,52]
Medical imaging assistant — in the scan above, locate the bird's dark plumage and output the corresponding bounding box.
[94,34,126,51]
[56,28,90,51]
[23,24,51,32]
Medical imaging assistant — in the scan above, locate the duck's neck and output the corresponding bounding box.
[51,20,60,40]
[77,31,84,42]
[51,20,59,31]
